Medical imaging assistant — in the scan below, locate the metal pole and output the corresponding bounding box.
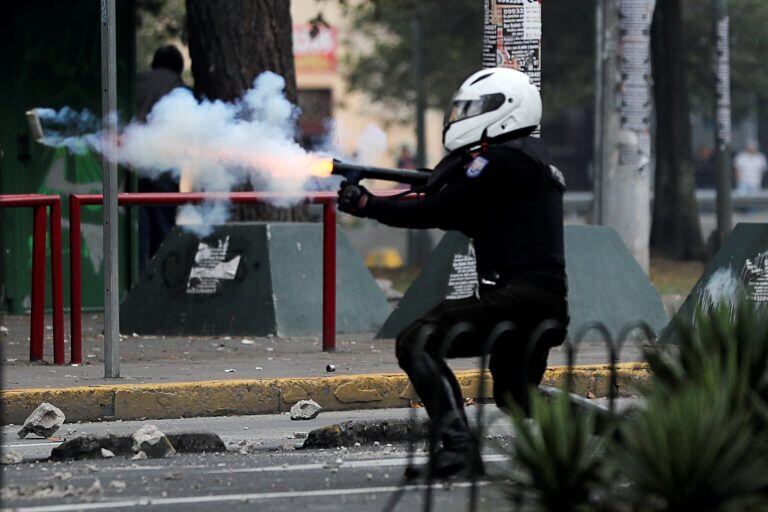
[713,0,732,247]
[101,0,120,378]
[407,12,430,268]
[69,195,83,365]
[50,198,65,365]
[30,205,46,362]
[322,201,337,352]
[593,0,606,224]
[413,13,426,169]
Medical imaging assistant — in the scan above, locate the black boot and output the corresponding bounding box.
[405,442,485,480]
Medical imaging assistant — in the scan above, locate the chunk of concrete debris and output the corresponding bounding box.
[100,448,115,458]
[1,451,23,465]
[131,425,176,459]
[290,399,322,420]
[17,403,65,439]
[108,480,126,490]
[131,451,147,461]
[87,479,103,495]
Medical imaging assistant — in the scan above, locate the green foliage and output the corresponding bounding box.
[509,391,606,512]
[341,0,595,123]
[648,300,768,406]
[683,0,768,121]
[612,379,768,511]
[342,0,483,115]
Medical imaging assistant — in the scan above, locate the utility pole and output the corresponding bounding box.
[101,0,120,378]
[407,11,432,267]
[713,0,733,248]
[595,0,655,272]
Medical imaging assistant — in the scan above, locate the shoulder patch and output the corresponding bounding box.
[466,156,489,178]
[549,165,566,187]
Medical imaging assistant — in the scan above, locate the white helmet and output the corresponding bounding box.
[442,68,542,152]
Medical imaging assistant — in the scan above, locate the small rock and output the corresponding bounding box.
[225,369,237,373]
[366,473,373,481]
[100,448,115,458]
[17,403,65,439]
[86,464,98,473]
[326,364,336,372]
[354,442,361,447]
[131,451,147,461]
[87,479,103,495]
[1,451,22,465]
[586,391,596,400]
[290,400,322,421]
[254,367,263,371]
[241,339,255,345]
[132,425,175,458]
[108,480,126,490]
[66,429,77,436]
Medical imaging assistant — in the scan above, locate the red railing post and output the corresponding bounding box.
[69,195,83,365]
[30,205,47,361]
[322,200,337,352]
[50,197,65,365]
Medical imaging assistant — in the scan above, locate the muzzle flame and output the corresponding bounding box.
[309,157,334,177]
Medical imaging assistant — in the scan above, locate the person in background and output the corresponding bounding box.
[396,145,416,169]
[734,140,767,195]
[135,45,189,269]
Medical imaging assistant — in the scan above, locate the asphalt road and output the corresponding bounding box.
[2,407,517,512]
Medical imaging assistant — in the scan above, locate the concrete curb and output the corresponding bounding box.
[1,363,650,425]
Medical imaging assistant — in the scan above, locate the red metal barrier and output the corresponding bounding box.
[0,194,65,364]
[68,190,403,363]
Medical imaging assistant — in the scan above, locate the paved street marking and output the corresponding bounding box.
[4,481,493,512]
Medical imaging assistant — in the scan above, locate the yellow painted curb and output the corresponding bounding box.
[0,363,650,425]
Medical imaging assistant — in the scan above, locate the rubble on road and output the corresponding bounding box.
[290,399,322,420]
[17,403,65,439]
[50,431,225,460]
[166,432,226,454]
[131,425,176,458]
[302,419,429,449]
[131,451,147,460]
[1,451,23,464]
[100,448,115,458]
[50,434,132,460]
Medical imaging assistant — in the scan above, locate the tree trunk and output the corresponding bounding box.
[649,0,706,260]
[185,0,308,221]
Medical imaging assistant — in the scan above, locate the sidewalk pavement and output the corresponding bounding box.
[1,313,649,425]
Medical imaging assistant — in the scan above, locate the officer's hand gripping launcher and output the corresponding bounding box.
[329,160,431,187]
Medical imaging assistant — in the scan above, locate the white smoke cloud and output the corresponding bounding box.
[33,72,384,236]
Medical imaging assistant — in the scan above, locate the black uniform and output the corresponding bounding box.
[358,136,569,450]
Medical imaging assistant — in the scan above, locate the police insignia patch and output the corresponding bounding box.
[466,156,489,178]
[549,165,566,187]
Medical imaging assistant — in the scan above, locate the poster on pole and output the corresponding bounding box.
[483,0,542,85]
[618,0,655,173]
[715,14,732,150]
[483,0,542,136]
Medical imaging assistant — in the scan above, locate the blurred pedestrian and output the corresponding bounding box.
[135,45,189,269]
[396,145,416,169]
[734,140,767,195]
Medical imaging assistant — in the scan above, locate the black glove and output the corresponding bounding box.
[337,182,372,216]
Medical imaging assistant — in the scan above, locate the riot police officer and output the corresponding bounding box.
[338,68,569,478]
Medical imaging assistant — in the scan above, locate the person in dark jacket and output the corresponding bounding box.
[136,45,188,268]
[338,68,568,478]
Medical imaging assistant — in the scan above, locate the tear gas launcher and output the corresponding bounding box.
[318,159,431,187]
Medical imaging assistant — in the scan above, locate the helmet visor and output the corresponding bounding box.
[444,93,506,127]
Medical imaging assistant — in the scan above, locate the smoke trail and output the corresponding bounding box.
[34,72,388,234]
